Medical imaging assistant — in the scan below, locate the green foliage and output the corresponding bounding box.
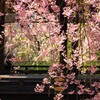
[67,41,72,58]
[13,61,52,66]
[83,61,100,66]
[96,50,100,61]
[15,66,48,71]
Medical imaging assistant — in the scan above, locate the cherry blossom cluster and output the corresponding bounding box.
[3,0,100,100]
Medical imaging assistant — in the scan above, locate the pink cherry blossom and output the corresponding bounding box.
[67,73,75,80]
[34,84,45,93]
[78,90,84,95]
[0,35,3,39]
[93,92,100,100]
[78,84,84,89]
[43,78,50,85]
[63,7,73,17]
[68,90,75,95]
[88,91,95,95]
[54,93,64,100]
[0,12,4,16]
[51,5,60,13]
[49,85,54,89]
[22,0,31,3]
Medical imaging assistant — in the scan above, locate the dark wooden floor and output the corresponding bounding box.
[0,94,93,100]
[0,94,54,100]
[0,74,99,100]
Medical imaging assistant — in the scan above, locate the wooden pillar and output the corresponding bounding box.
[56,0,67,65]
[0,0,5,68]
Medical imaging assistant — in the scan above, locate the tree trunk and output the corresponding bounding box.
[0,0,5,68]
[56,0,67,65]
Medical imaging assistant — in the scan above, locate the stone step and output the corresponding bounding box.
[0,75,46,94]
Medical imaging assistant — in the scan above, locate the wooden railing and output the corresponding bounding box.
[12,66,49,75]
